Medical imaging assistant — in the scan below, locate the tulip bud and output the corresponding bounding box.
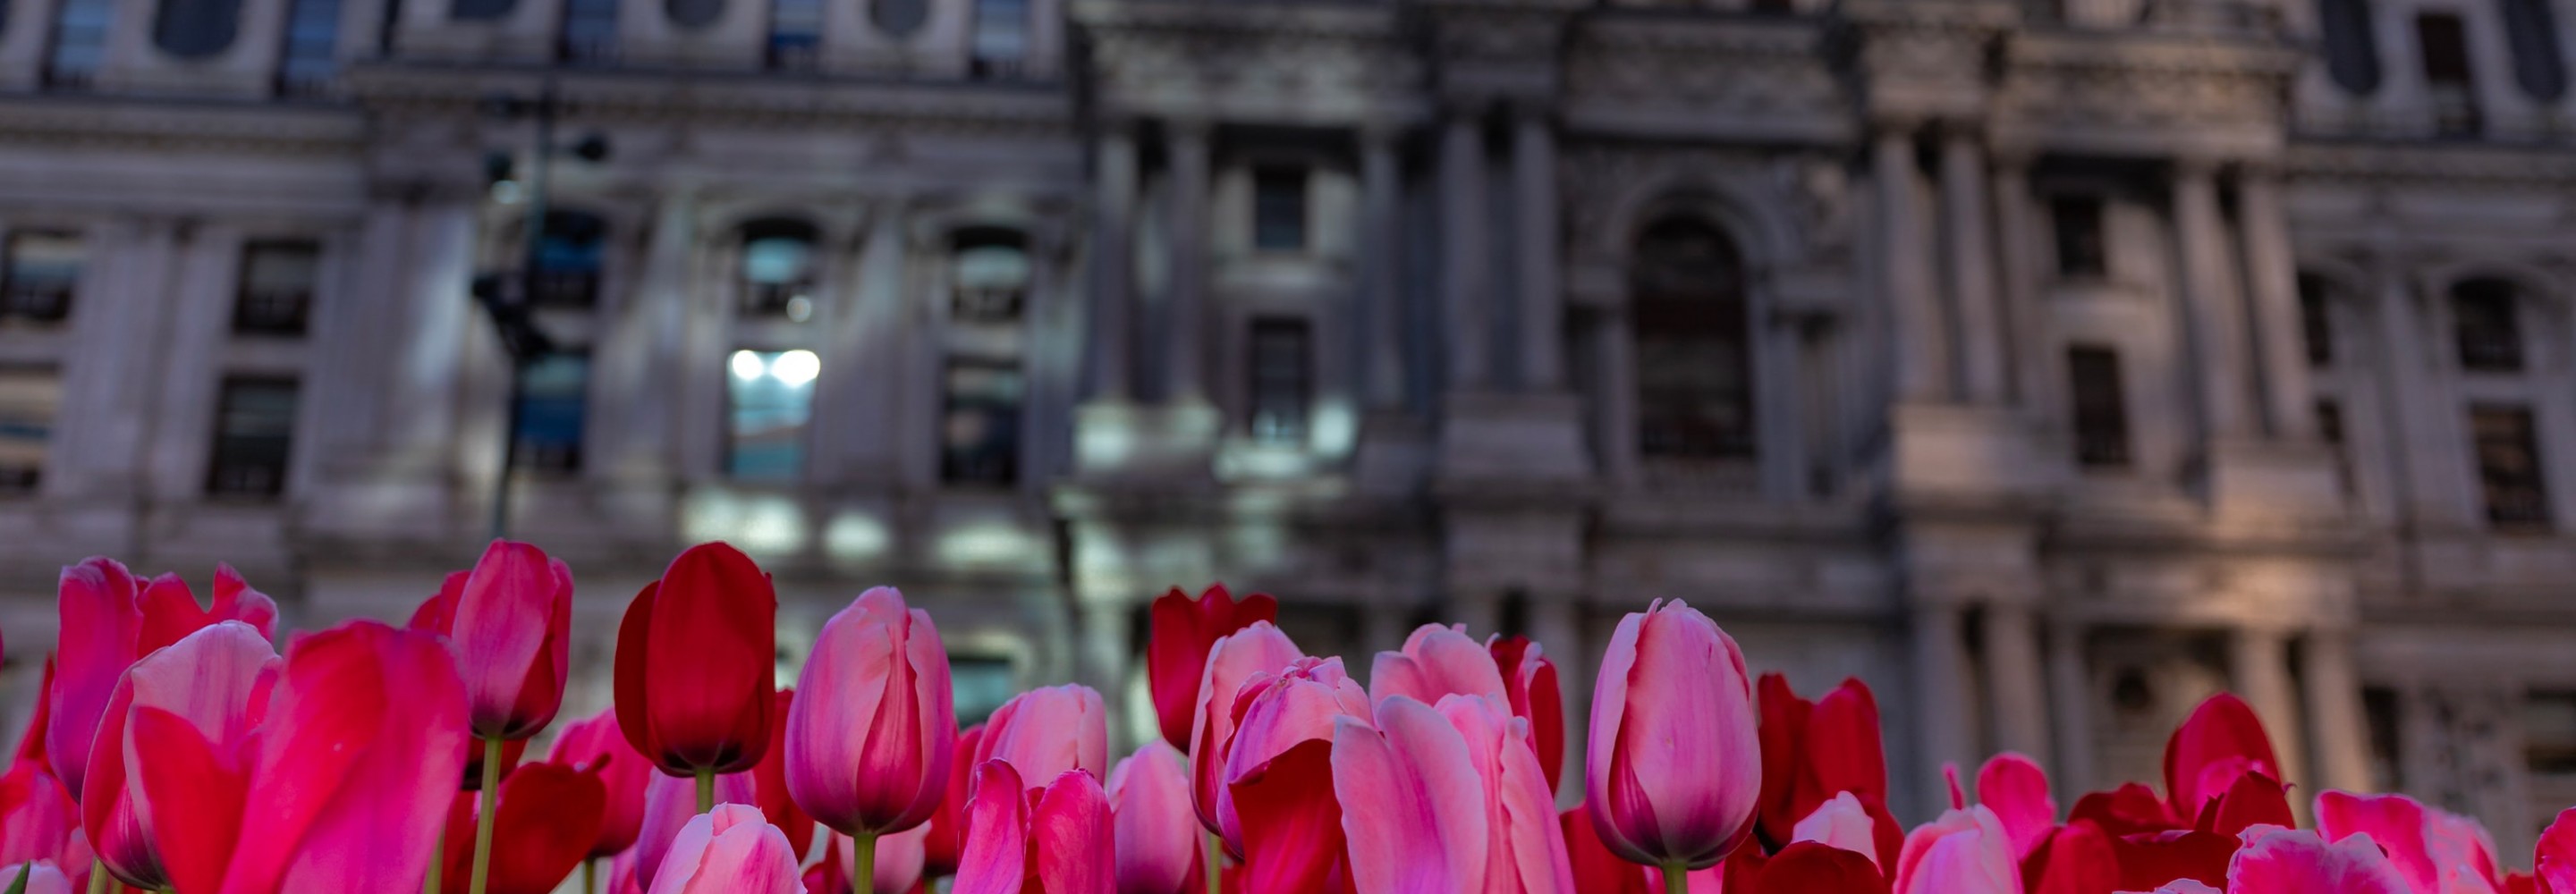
[1147,585,1277,751]
[1107,742,1197,894]
[617,543,778,776]
[427,541,574,741]
[786,587,955,839]
[647,804,804,894]
[1585,600,1759,872]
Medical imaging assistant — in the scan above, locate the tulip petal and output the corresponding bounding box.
[130,708,243,894]
[790,590,953,838]
[1148,586,1279,752]
[634,544,778,774]
[1974,753,2055,861]
[952,762,1030,894]
[547,709,652,858]
[2228,825,2411,894]
[2110,831,2237,892]
[1599,603,1760,870]
[1233,739,1344,894]
[484,763,609,894]
[1790,792,1878,869]
[1031,772,1113,894]
[1369,625,1507,708]
[1109,742,1198,894]
[1188,623,1303,835]
[451,541,569,738]
[2023,821,2118,894]
[50,557,142,800]
[2163,694,2279,821]
[1755,841,1882,894]
[2539,808,2576,894]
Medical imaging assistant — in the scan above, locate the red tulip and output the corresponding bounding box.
[2539,807,2576,893]
[1586,601,1760,873]
[646,803,804,894]
[0,762,77,872]
[547,708,652,858]
[1334,694,1572,894]
[1487,636,1563,795]
[1186,622,1301,834]
[618,543,778,776]
[2230,824,2410,893]
[0,862,71,894]
[2068,781,2180,837]
[1228,738,1347,894]
[1755,675,1887,848]
[953,761,1113,894]
[135,565,278,656]
[2316,790,2505,894]
[1891,805,2016,894]
[2021,819,2116,894]
[787,587,954,839]
[2195,772,2293,838]
[83,622,278,890]
[1148,585,1278,751]
[1215,658,1368,855]
[1108,742,1199,894]
[435,762,608,894]
[412,541,574,740]
[52,559,275,801]
[1564,806,1650,894]
[1368,624,1505,706]
[1754,842,1882,894]
[975,685,1107,793]
[922,723,983,877]
[2163,694,2281,823]
[135,620,467,894]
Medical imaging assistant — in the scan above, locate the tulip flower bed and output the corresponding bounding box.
[1,539,2571,894]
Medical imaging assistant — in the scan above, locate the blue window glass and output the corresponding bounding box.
[276,0,342,96]
[45,0,114,89]
[512,351,589,473]
[725,349,817,482]
[0,367,60,494]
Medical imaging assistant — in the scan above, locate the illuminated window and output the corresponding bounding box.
[951,656,1015,726]
[2418,13,2481,136]
[740,220,818,320]
[2,232,80,325]
[2472,404,2549,529]
[941,360,1021,485]
[2319,0,2381,96]
[1248,318,1309,443]
[725,349,818,482]
[559,0,617,62]
[234,240,318,336]
[1252,166,1309,252]
[512,351,589,474]
[2051,196,2107,279]
[0,367,60,494]
[968,0,1026,76]
[275,0,341,95]
[2453,279,2523,372]
[45,0,112,89]
[2298,274,2334,367]
[531,212,606,309]
[767,0,821,69]
[207,377,298,498]
[951,229,1029,325]
[1632,217,1754,460]
[2068,346,2131,468]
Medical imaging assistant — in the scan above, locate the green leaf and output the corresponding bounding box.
[3,860,30,894]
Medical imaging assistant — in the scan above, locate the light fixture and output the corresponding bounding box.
[772,350,820,386]
[730,350,767,381]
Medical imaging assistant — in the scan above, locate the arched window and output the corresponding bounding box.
[942,228,1030,486]
[450,0,513,21]
[2318,0,2382,96]
[531,211,606,308]
[665,0,720,29]
[1630,216,1754,460]
[2504,0,2568,102]
[739,219,818,320]
[871,0,925,37]
[154,0,242,57]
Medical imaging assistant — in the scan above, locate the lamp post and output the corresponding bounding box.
[471,76,609,539]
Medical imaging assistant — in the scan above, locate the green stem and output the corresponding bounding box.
[425,825,443,894]
[1203,830,1224,894]
[583,859,596,894]
[695,766,716,814]
[853,832,877,894]
[84,859,106,894]
[1662,863,1688,894]
[468,736,504,894]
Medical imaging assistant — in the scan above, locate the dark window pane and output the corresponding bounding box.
[234,240,318,336]
[2529,691,2576,774]
[2364,687,2402,791]
[1749,0,1792,12]
[2051,196,2107,279]
[767,0,821,70]
[2453,279,2523,372]
[512,351,588,474]
[275,0,341,96]
[1632,218,1754,460]
[2418,13,2482,136]
[941,359,1022,485]
[666,0,718,29]
[2298,274,2334,367]
[0,367,60,494]
[1252,166,1308,252]
[154,0,241,57]
[968,0,1026,76]
[207,377,298,498]
[950,656,1015,726]
[952,228,1028,325]
[1248,318,1310,443]
[2068,346,2131,468]
[740,219,818,319]
[46,0,113,89]
[871,0,925,37]
[2505,0,2567,102]
[532,211,606,309]
[2319,0,2382,95]
[452,0,511,19]
[3,232,81,325]
[2472,404,2549,529]
[726,349,816,482]
[559,0,617,62]
[2318,399,2351,493]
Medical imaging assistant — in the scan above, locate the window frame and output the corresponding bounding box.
[2470,402,2551,531]
[232,239,320,336]
[1246,316,1312,445]
[204,375,301,500]
[2067,345,2133,469]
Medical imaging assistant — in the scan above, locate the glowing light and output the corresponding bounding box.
[824,511,891,563]
[730,350,766,381]
[772,350,820,387]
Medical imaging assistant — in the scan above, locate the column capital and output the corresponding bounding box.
[2172,153,2227,181]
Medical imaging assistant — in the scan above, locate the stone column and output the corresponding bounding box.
[596,186,697,481]
[1513,105,1562,391]
[1982,603,2051,762]
[2371,261,2462,523]
[1910,601,1974,811]
[2234,169,2318,441]
[1440,109,1489,390]
[1165,119,1210,404]
[1874,124,1945,402]
[2173,160,2254,440]
[1989,153,2045,409]
[1938,130,2005,403]
[1596,308,1639,484]
[2302,629,2375,792]
[2046,618,2097,799]
[2232,627,2310,799]
[1078,599,1133,735]
[386,199,478,473]
[1091,123,1140,401]
[1360,127,1406,409]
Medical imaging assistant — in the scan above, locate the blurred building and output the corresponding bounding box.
[0,0,2571,849]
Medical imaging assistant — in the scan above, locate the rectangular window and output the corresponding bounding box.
[45,0,113,89]
[0,367,61,494]
[2299,274,2334,367]
[2417,13,2482,136]
[2364,687,2402,792]
[1253,166,1309,252]
[2472,405,2549,528]
[512,351,589,474]
[531,212,606,309]
[2318,399,2352,493]
[206,377,299,498]
[2453,281,2523,372]
[233,240,319,336]
[950,656,1016,727]
[1248,318,1310,443]
[940,359,1023,486]
[2529,691,2576,774]
[767,0,823,70]
[275,0,342,96]
[2068,346,2131,468]
[2,232,81,325]
[968,0,1027,77]
[725,349,817,482]
[2050,196,2107,279]
[557,0,618,63]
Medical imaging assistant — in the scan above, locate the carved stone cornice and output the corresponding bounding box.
[1989,29,2298,159]
[346,63,1076,140]
[0,95,366,156]
[1837,0,2018,123]
[2286,139,2576,188]
[1073,0,1424,124]
[1564,13,1846,143]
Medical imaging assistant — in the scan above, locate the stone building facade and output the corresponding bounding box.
[0,0,2572,856]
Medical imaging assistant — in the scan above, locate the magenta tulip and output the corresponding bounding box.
[1216,658,1368,855]
[1890,806,2016,894]
[47,557,144,800]
[1369,624,1505,708]
[2229,824,2410,894]
[786,586,954,840]
[430,540,575,740]
[618,543,778,777]
[953,761,1113,894]
[135,565,279,656]
[635,771,758,892]
[84,621,279,890]
[1585,600,1760,875]
[1973,752,2055,861]
[1148,585,1278,751]
[0,762,77,873]
[975,685,1107,791]
[1334,694,1572,894]
[2316,790,2506,894]
[1107,742,1198,894]
[1186,622,1301,833]
[647,803,803,894]
[2541,807,2576,894]
[547,708,652,859]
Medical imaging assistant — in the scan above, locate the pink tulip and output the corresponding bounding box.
[1369,624,1505,707]
[2229,824,2410,894]
[0,861,72,894]
[1973,752,2055,861]
[1790,793,1877,870]
[2165,694,2282,823]
[1487,636,1564,795]
[1148,585,1278,751]
[634,767,758,891]
[547,708,652,859]
[2539,807,2576,894]
[1217,658,1369,854]
[1585,600,1760,872]
[134,620,467,894]
[975,685,1107,793]
[0,763,77,872]
[1890,806,2016,894]
[2316,790,2505,894]
[787,587,955,839]
[135,565,279,656]
[51,559,276,801]
[953,761,1114,894]
[1334,694,1572,894]
[1108,742,1199,894]
[417,541,574,740]
[647,803,804,894]
[83,621,279,890]
[1187,621,1302,833]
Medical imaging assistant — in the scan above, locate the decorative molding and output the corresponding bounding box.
[346,63,1077,139]
[1563,14,1845,137]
